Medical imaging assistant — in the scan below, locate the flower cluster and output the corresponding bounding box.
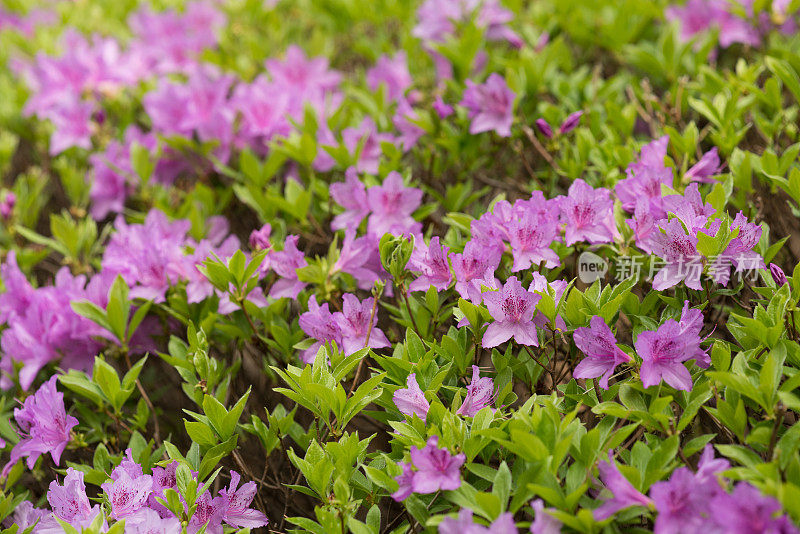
[595,447,798,533]
[7,458,267,533]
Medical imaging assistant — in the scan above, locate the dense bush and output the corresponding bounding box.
[1,0,800,532]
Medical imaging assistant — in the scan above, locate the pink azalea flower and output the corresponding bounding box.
[332,230,384,290]
[456,365,495,417]
[650,467,712,534]
[460,73,515,137]
[219,471,269,528]
[393,98,426,151]
[125,508,182,534]
[450,241,501,303]
[342,117,395,174]
[188,491,227,534]
[334,293,390,355]
[148,462,178,517]
[367,52,413,102]
[433,96,454,118]
[330,169,370,232]
[2,376,78,478]
[439,509,517,533]
[101,469,153,520]
[48,100,94,155]
[507,209,560,271]
[482,276,541,348]
[573,316,631,389]
[393,373,430,421]
[248,223,273,251]
[709,482,799,534]
[559,179,619,246]
[391,462,416,502]
[635,301,708,391]
[298,296,343,363]
[685,147,723,183]
[268,235,308,299]
[409,436,465,494]
[666,0,761,48]
[408,237,452,293]
[47,468,93,523]
[650,219,703,291]
[593,451,653,520]
[366,171,423,237]
[530,499,563,534]
[616,136,672,220]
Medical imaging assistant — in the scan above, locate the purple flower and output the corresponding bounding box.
[666,0,761,48]
[408,237,452,292]
[330,169,370,232]
[559,179,618,246]
[636,301,708,391]
[482,276,541,348]
[650,467,711,534]
[125,508,182,534]
[367,52,413,102]
[433,96,454,118]
[333,293,390,355]
[2,376,77,477]
[456,366,495,417]
[709,482,798,534]
[268,235,308,299]
[695,444,729,482]
[439,509,517,533]
[128,2,224,75]
[719,211,765,277]
[332,230,384,290]
[47,467,93,523]
[410,436,465,494]
[298,296,343,363]
[188,491,227,534]
[770,263,788,287]
[219,471,269,528]
[148,461,178,516]
[616,136,672,220]
[593,451,653,520]
[506,194,561,271]
[393,98,426,151]
[48,99,95,155]
[3,501,49,531]
[393,373,430,421]
[460,73,515,137]
[685,147,723,183]
[535,118,553,138]
[0,191,15,220]
[101,469,153,520]
[530,499,562,534]
[392,462,416,502]
[248,223,273,251]
[559,111,583,134]
[342,117,395,175]
[573,316,631,389]
[230,75,291,151]
[366,171,423,237]
[265,45,342,102]
[650,219,702,291]
[450,241,501,303]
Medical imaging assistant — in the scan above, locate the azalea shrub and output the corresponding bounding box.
[2,0,800,532]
